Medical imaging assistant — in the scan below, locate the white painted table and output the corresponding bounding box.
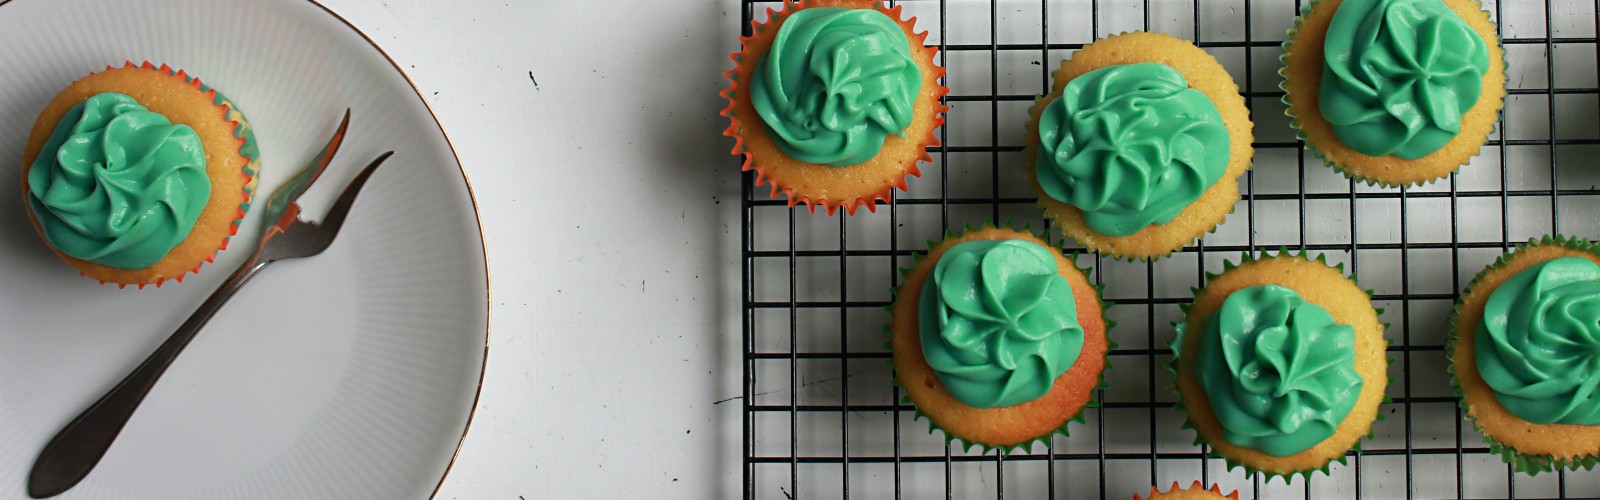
[314,1,744,497]
[321,1,1600,498]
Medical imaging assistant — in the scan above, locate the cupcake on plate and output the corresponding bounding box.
[1282,0,1507,187]
[722,0,947,216]
[1134,481,1239,500]
[1171,251,1388,479]
[890,223,1110,450]
[1023,31,1253,260]
[1449,235,1600,474]
[21,62,260,288]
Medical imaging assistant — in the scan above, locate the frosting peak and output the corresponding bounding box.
[1195,285,1364,457]
[919,239,1084,408]
[750,7,922,167]
[27,92,210,270]
[1319,0,1489,159]
[1035,62,1230,236]
[1476,256,1600,425]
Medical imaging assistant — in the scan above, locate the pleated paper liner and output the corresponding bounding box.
[1021,31,1254,261]
[886,222,1113,452]
[21,61,260,288]
[1280,0,1507,188]
[1168,249,1390,482]
[1446,235,1600,474]
[721,0,947,216]
[1134,481,1240,500]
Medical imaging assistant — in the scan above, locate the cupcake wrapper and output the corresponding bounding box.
[885,220,1116,454]
[721,0,948,216]
[1280,0,1508,188]
[96,62,260,289]
[1167,248,1390,482]
[1447,235,1600,474]
[1135,480,1240,500]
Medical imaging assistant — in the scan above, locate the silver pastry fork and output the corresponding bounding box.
[26,110,395,499]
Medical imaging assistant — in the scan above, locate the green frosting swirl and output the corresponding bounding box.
[1195,285,1364,457]
[27,92,210,270]
[1319,0,1489,159]
[1476,257,1600,425]
[750,7,922,167]
[1035,62,1230,237]
[918,239,1084,408]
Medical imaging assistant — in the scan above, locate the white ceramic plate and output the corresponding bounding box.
[0,0,488,498]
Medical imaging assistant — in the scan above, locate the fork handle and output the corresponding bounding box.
[27,259,271,499]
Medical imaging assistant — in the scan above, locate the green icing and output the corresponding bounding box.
[1319,0,1489,159]
[918,239,1084,408]
[27,92,210,270]
[750,7,922,167]
[1476,256,1600,425]
[1035,62,1230,237]
[1195,285,1364,457]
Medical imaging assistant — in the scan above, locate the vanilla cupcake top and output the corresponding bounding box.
[1034,62,1230,237]
[749,6,922,166]
[1318,0,1490,159]
[1194,284,1365,456]
[27,92,210,270]
[1475,256,1600,425]
[918,239,1084,408]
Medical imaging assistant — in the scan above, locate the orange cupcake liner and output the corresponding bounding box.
[721,0,947,216]
[1135,481,1240,500]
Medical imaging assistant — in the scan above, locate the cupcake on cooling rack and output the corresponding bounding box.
[1023,31,1253,260]
[1449,235,1600,474]
[1282,0,1507,187]
[889,223,1110,450]
[722,0,947,216]
[22,62,260,288]
[1171,251,1388,479]
[1134,481,1239,500]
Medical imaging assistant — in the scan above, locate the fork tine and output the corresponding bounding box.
[263,109,352,224]
[315,151,394,236]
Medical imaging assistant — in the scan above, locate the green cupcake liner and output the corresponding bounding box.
[885,220,1116,454]
[1167,248,1390,482]
[1446,234,1600,475]
[1279,0,1508,188]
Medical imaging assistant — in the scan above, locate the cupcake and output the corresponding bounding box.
[1448,235,1600,474]
[1282,0,1507,187]
[1022,31,1253,260]
[889,223,1110,450]
[1134,481,1239,500]
[1171,251,1388,479]
[722,0,947,215]
[21,62,260,288]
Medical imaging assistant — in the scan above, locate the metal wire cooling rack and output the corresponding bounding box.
[738,0,1600,498]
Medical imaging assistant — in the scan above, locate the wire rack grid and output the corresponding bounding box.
[738,0,1600,498]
